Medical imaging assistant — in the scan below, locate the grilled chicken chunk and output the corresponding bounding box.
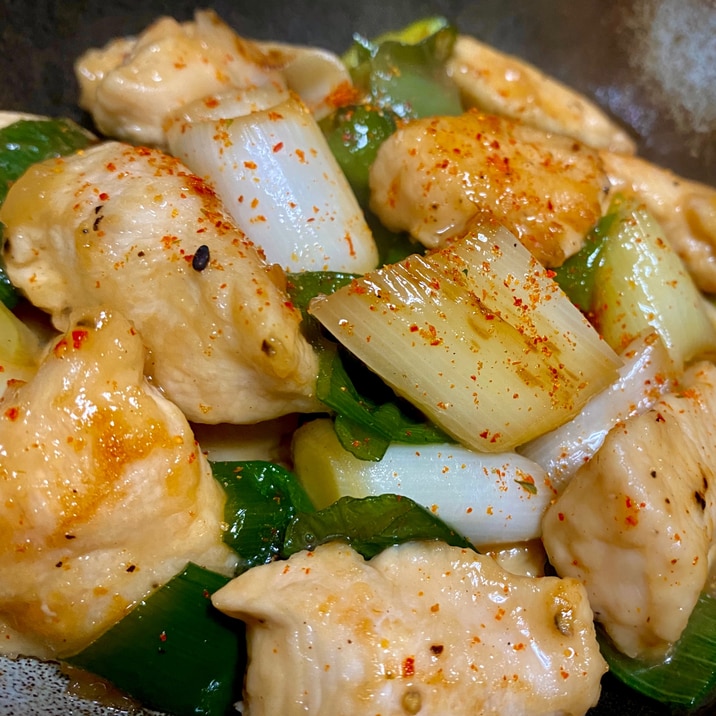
[447,35,636,154]
[75,10,284,148]
[368,111,609,267]
[542,361,716,659]
[0,308,236,659]
[0,141,320,424]
[213,541,606,716]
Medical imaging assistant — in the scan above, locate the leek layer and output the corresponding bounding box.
[599,593,716,710]
[68,564,244,716]
[283,493,475,559]
[310,224,622,453]
[212,460,315,571]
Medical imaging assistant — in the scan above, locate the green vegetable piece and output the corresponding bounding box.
[68,563,244,716]
[599,593,716,709]
[366,209,422,266]
[0,118,93,206]
[552,213,615,312]
[347,17,462,120]
[282,493,475,559]
[343,16,455,69]
[320,104,397,206]
[316,344,451,460]
[212,460,315,571]
[286,270,358,320]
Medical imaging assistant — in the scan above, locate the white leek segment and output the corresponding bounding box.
[166,93,378,274]
[519,331,675,491]
[592,195,716,368]
[309,224,622,453]
[292,418,554,545]
[256,41,353,121]
[0,303,43,396]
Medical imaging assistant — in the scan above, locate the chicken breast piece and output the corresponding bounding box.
[0,307,237,659]
[369,111,609,267]
[213,541,606,716]
[601,151,716,293]
[0,141,320,424]
[75,10,285,147]
[542,361,716,659]
[447,35,636,154]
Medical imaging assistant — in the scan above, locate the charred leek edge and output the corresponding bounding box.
[598,593,716,709]
[309,223,622,453]
[212,460,314,572]
[292,417,553,545]
[67,563,244,716]
[519,331,674,491]
[166,92,378,274]
[592,194,716,368]
[282,493,475,560]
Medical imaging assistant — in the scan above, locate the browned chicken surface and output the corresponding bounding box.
[369,111,610,267]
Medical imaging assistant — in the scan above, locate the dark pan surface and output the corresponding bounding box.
[0,1,715,714]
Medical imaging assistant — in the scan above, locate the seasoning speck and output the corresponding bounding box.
[192,244,210,271]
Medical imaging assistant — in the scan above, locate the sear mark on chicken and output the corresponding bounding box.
[0,141,321,424]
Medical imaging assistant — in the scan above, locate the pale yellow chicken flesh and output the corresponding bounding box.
[446,34,637,155]
[213,541,606,716]
[369,111,609,268]
[75,9,285,148]
[542,361,716,659]
[0,141,320,424]
[0,308,236,659]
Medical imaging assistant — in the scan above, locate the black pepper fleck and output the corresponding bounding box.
[192,244,210,271]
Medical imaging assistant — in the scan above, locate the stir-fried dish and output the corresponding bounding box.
[2,9,716,715]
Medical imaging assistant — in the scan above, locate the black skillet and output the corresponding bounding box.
[1,1,715,714]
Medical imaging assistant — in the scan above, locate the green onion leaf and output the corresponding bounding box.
[598,593,716,709]
[316,344,451,460]
[346,17,462,120]
[320,104,397,206]
[286,270,358,320]
[0,118,94,207]
[282,493,475,560]
[286,272,448,460]
[552,212,615,312]
[68,563,244,716]
[212,460,315,571]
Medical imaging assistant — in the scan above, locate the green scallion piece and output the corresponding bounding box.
[68,563,244,716]
[599,593,716,709]
[282,493,475,559]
